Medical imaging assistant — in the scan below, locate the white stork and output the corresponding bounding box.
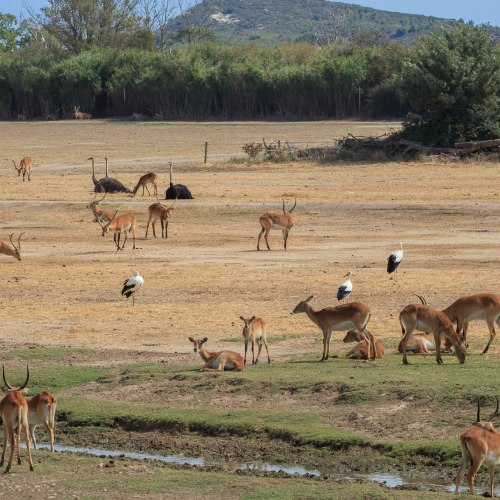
[337,271,353,302]
[121,271,144,305]
[387,242,404,282]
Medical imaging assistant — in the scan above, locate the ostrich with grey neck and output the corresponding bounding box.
[89,157,132,194]
[165,162,193,200]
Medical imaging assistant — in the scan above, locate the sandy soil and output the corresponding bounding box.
[0,119,499,359]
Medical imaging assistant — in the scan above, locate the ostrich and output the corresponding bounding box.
[89,156,132,194]
[165,162,193,200]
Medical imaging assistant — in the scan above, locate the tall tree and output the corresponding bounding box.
[0,13,20,51]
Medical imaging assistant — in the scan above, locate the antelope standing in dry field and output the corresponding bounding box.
[188,337,244,372]
[99,211,137,251]
[26,391,57,452]
[0,233,24,261]
[442,293,500,354]
[257,199,296,251]
[74,106,91,119]
[132,172,158,197]
[11,157,33,181]
[145,197,175,239]
[87,193,115,223]
[455,397,500,497]
[239,316,271,365]
[399,303,466,365]
[0,366,34,472]
[342,330,385,359]
[292,296,375,361]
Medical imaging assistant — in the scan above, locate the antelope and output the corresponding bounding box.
[442,294,500,354]
[26,391,57,452]
[342,330,385,359]
[145,197,175,239]
[188,337,244,372]
[0,366,34,472]
[0,233,24,261]
[132,172,158,197]
[11,157,33,181]
[131,113,148,120]
[455,397,500,497]
[74,106,91,119]
[257,199,296,251]
[399,303,466,365]
[292,296,375,361]
[397,332,452,354]
[99,212,137,251]
[17,113,27,121]
[86,193,115,223]
[239,316,271,365]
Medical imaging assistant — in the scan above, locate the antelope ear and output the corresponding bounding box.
[188,337,195,343]
[250,316,256,323]
[201,337,208,344]
[239,316,245,322]
[306,295,314,303]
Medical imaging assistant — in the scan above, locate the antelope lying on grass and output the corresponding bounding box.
[342,330,385,359]
[188,337,244,372]
[239,316,271,365]
[397,332,452,354]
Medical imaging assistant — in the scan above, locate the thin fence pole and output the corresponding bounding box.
[204,142,208,163]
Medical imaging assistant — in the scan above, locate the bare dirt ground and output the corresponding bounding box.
[1,119,499,359]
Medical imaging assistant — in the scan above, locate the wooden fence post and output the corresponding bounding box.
[204,142,208,163]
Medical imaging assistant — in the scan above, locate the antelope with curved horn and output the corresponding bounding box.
[0,233,24,261]
[257,199,296,251]
[132,172,158,197]
[87,193,115,223]
[0,366,34,472]
[11,157,32,181]
[74,106,91,119]
[26,391,57,452]
[455,397,500,497]
[145,196,175,239]
[292,296,375,361]
[98,211,137,251]
[399,303,466,365]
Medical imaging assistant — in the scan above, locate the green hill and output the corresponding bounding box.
[166,0,500,45]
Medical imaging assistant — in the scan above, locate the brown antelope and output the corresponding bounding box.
[257,199,296,251]
[292,296,375,361]
[132,172,158,197]
[442,294,500,354]
[145,197,175,239]
[342,330,385,359]
[399,303,466,365]
[0,366,34,472]
[0,233,24,261]
[87,193,115,223]
[26,391,57,452]
[74,106,91,119]
[455,397,500,497]
[188,337,244,372]
[98,212,137,251]
[11,157,33,181]
[239,316,271,365]
[397,332,452,354]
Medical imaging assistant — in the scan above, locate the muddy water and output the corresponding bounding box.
[28,443,499,495]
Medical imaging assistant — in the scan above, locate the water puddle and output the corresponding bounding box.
[25,443,499,495]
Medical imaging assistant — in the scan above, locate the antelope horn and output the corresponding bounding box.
[414,294,427,306]
[477,397,481,423]
[9,233,15,247]
[17,232,25,251]
[2,365,15,390]
[155,196,168,209]
[282,199,286,214]
[288,198,297,213]
[488,396,500,422]
[18,365,30,391]
[10,159,19,172]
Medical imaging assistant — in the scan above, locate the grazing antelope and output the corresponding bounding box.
[239,316,271,365]
[399,303,466,365]
[26,391,57,452]
[99,211,137,251]
[455,397,500,497]
[342,330,385,359]
[11,157,33,181]
[0,233,24,261]
[87,193,115,223]
[74,106,91,119]
[188,337,244,372]
[0,366,34,472]
[442,294,500,354]
[292,296,375,361]
[132,172,158,197]
[257,199,296,251]
[145,197,175,239]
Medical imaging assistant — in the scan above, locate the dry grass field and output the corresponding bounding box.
[1,119,498,358]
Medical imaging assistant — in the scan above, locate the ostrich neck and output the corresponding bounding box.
[169,163,173,184]
[91,160,97,185]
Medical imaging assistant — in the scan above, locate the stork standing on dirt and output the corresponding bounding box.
[387,242,404,282]
[337,271,353,302]
[121,271,144,305]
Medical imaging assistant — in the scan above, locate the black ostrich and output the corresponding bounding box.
[89,156,132,194]
[165,162,193,200]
